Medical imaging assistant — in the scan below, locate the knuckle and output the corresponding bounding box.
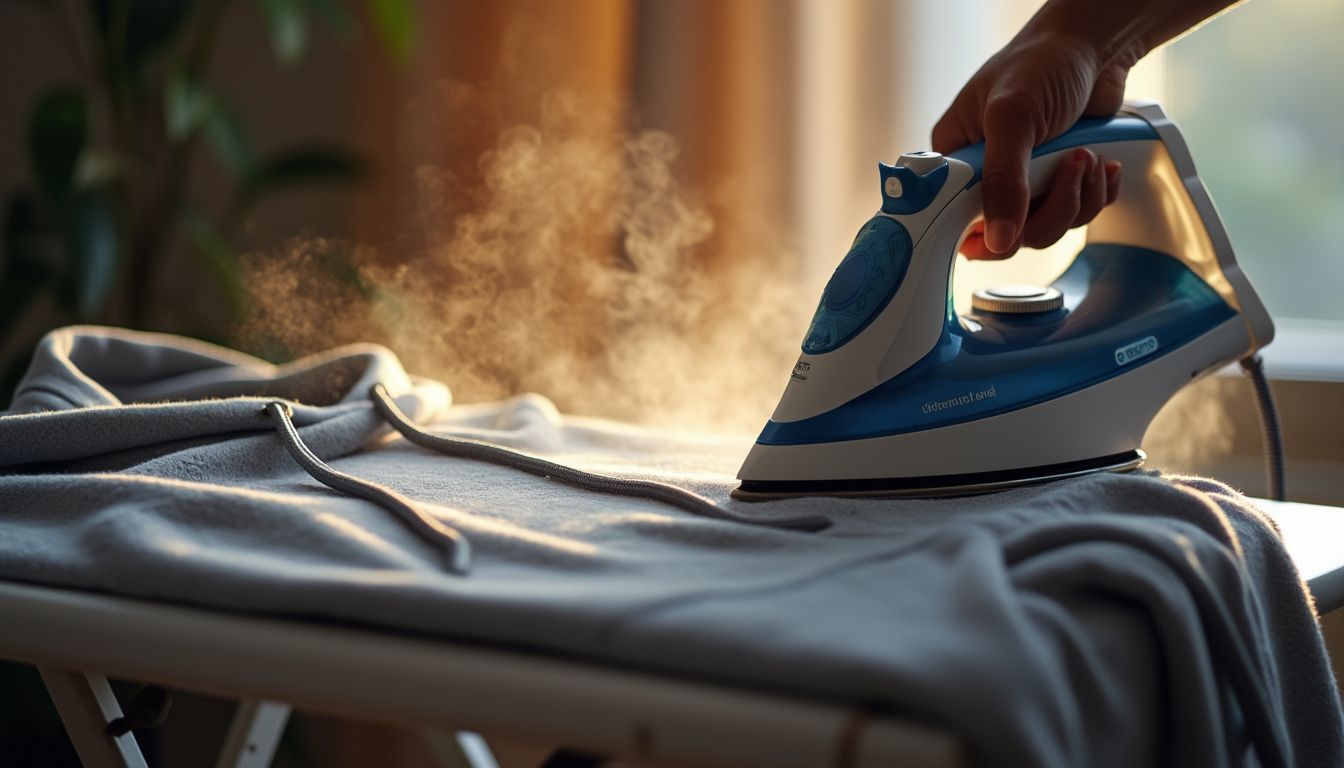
[1077,205,1103,227]
[983,91,1047,138]
[980,174,1028,219]
[984,90,1036,121]
[981,167,1028,194]
[1065,192,1083,218]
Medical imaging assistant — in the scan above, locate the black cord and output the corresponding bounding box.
[1239,355,1285,501]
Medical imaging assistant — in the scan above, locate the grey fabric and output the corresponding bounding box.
[1,326,1340,767]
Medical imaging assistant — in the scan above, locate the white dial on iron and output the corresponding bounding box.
[971,284,1064,314]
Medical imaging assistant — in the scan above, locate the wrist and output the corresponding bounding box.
[1022,0,1153,68]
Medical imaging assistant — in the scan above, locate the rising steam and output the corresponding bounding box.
[1143,374,1239,470]
[238,90,808,431]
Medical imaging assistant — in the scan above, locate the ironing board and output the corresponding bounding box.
[1,498,1339,768]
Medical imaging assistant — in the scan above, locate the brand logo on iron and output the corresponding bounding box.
[920,384,997,415]
[791,360,812,381]
[1114,336,1159,366]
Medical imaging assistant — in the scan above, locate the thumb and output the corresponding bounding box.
[980,96,1038,254]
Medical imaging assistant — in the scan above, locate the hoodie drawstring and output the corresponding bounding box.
[263,401,472,574]
[368,384,830,534]
[264,386,830,576]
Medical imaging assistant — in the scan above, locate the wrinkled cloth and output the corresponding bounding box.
[0,326,1339,767]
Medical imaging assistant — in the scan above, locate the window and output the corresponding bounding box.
[1163,0,1344,325]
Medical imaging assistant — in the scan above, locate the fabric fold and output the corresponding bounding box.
[2,326,448,470]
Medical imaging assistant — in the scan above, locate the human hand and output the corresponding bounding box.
[933,32,1134,259]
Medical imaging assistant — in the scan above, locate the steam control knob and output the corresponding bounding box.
[897,151,945,175]
[971,284,1064,314]
[880,151,949,216]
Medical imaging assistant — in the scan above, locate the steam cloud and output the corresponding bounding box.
[1143,375,1239,470]
[238,90,807,431]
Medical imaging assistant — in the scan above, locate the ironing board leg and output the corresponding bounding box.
[421,729,502,768]
[37,666,149,768]
[215,699,291,768]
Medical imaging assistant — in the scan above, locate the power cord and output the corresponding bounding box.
[1239,354,1285,501]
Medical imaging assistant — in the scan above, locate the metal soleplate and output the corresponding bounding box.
[731,450,1145,502]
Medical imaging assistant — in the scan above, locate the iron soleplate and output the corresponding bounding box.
[731,450,1145,502]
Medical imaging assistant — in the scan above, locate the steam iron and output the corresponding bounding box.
[734,101,1275,500]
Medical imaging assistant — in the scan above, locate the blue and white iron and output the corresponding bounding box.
[734,102,1276,500]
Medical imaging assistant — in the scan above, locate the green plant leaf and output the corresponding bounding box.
[1,193,56,338]
[201,96,256,179]
[165,70,211,140]
[258,0,310,65]
[65,193,119,318]
[75,149,127,189]
[239,145,363,209]
[28,88,87,202]
[366,0,417,63]
[167,77,257,178]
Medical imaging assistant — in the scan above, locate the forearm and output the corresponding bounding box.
[1021,0,1245,67]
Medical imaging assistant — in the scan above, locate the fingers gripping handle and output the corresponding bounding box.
[862,116,1162,388]
[947,115,1159,194]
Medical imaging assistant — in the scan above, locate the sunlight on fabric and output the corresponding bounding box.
[314,511,405,555]
[425,503,600,558]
